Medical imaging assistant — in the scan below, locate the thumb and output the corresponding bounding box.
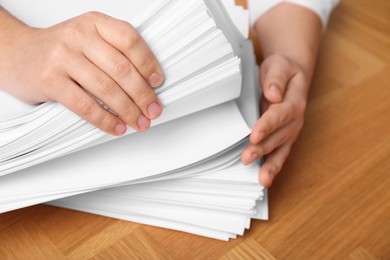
[259,55,294,103]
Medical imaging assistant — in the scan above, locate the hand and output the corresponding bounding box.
[0,11,164,135]
[241,54,309,188]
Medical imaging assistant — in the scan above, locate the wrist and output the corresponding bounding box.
[0,7,37,56]
[253,3,322,83]
[0,7,36,91]
[0,7,31,39]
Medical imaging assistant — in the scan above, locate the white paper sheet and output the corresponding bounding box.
[0,0,243,177]
[0,0,267,241]
[0,101,251,210]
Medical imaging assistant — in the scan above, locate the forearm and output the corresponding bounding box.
[253,3,323,86]
[0,6,30,47]
[0,6,33,91]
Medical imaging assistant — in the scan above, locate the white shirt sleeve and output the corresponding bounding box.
[248,0,340,27]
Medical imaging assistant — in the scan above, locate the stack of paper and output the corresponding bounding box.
[0,0,267,240]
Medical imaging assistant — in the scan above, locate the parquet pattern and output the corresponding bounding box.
[1,0,389,259]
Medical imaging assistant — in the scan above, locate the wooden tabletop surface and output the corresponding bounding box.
[1,0,389,259]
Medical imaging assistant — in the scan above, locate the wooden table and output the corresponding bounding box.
[1,0,389,259]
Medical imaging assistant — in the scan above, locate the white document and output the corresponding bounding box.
[0,0,268,240]
[0,101,251,210]
[49,40,267,241]
[0,0,243,176]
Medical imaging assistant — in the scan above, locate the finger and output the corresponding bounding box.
[51,76,127,136]
[91,12,164,88]
[81,36,162,120]
[260,94,270,115]
[259,55,295,103]
[242,121,295,165]
[283,71,308,104]
[250,103,294,144]
[65,53,151,132]
[258,141,293,188]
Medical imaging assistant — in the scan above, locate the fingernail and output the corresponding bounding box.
[149,73,163,88]
[148,102,162,119]
[270,84,281,96]
[115,123,127,136]
[137,115,150,131]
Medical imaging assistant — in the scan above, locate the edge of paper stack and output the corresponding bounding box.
[0,0,267,240]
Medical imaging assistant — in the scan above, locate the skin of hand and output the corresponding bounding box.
[0,7,164,136]
[241,3,323,188]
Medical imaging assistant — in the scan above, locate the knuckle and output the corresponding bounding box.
[77,98,95,116]
[137,54,155,74]
[99,111,115,130]
[122,30,141,50]
[123,102,136,114]
[82,11,103,21]
[40,66,56,85]
[121,103,139,124]
[97,77,117,96]
[114,59,132,78]
[133,87,155,107]
[46,43,68,65]
[62,21,84,40]
[40,59,64,90]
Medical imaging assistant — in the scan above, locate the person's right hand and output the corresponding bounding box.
[0,11,164,135]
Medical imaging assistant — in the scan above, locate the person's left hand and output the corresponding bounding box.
[241,54,310,188]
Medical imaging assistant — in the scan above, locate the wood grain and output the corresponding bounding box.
[1,0,389,259]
